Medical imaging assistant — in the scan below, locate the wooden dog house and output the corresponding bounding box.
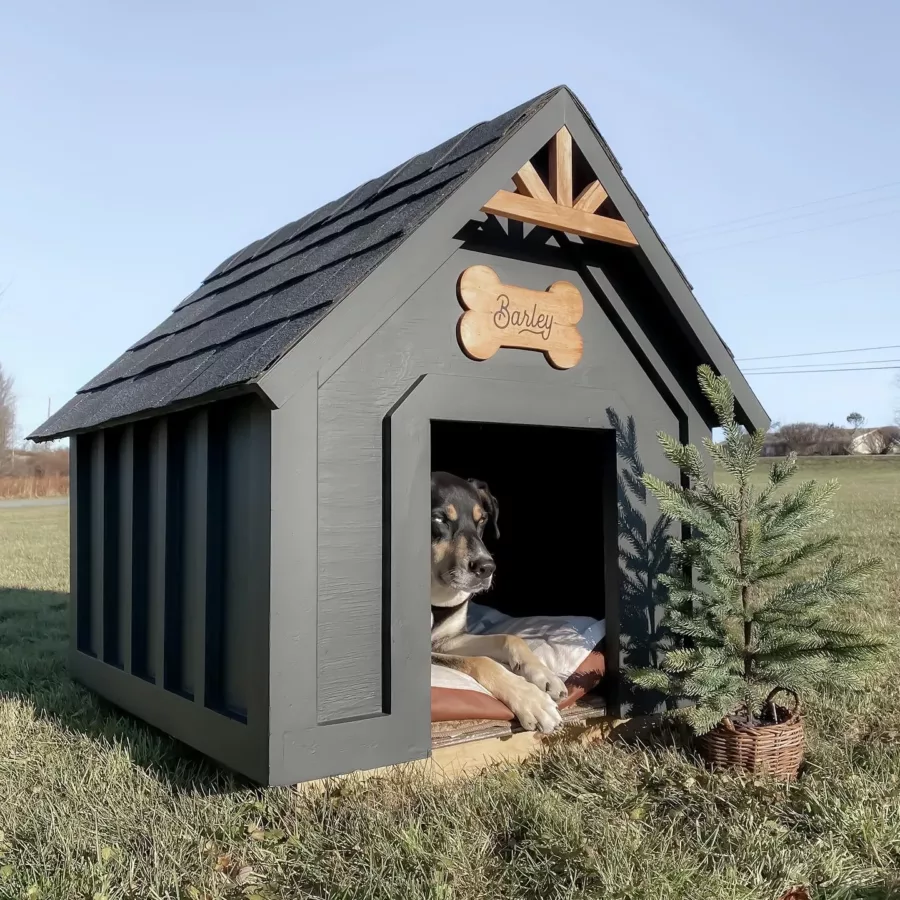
[29,85,767,786]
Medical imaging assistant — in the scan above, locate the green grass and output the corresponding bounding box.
[1,458,899,900]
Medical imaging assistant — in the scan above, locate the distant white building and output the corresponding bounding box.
[850,430,888,455]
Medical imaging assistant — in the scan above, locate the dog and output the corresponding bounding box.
[430,471,566,732]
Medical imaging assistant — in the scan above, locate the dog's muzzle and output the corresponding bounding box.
[445,554,495,593]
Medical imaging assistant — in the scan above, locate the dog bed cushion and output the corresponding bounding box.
[431,603,606,723]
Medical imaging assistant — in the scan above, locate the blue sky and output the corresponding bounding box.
[2,0,899,439]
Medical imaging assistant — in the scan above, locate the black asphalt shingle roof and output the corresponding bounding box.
[30,89,559,441]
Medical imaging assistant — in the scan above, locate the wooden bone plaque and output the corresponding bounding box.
[456,265,584,369]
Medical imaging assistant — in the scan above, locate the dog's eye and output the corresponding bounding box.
[432,515,446,525]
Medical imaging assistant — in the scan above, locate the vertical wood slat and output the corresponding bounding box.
[118,426,135,674]
[163,416,186,695]
[204,404,226,712]
[147,419,168,684]
[222,400,255,720]
[101,429,121,667]
[243,400,271,727]
[182,409,209,705]
[200,397,270,724]
[71,436,92,654]
[223,406,247,718]
[88,431,105,658]
[130,424,151,680]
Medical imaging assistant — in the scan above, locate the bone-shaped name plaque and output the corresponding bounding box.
[456,265,584,369]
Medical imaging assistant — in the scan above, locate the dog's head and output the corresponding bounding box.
[430,471,499,602]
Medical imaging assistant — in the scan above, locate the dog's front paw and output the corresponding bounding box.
[506,681,564,733]
[516,662,568,702]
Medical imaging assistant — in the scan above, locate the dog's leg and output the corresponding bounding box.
[432,652,563,732]
[435,633,568,702]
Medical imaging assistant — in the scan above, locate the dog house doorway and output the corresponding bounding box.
[427,415,619,746]
[386,376,625,752]
[430,420,612,622]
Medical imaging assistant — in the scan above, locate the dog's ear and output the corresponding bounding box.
[468,479,499,539]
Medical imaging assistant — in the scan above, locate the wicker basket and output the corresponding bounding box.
[696,688,804,780]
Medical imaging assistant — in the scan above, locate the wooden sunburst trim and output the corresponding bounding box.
[512,161,554,202]
[549,126,573,207]
[482,127,637,247]
[573,180,608,213]
[481,191,638,246]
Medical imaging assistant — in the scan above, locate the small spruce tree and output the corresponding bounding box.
[629,365,886,734]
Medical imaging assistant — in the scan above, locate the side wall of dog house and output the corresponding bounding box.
[69,394,272,781]
[265,236,713,785]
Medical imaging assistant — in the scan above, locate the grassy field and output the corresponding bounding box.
[0,458,898,899]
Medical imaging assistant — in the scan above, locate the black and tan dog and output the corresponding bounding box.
[430,471,566,732]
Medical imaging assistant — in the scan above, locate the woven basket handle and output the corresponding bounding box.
[765,687,800,719]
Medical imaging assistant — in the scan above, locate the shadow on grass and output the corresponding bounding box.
[0,586,256,797]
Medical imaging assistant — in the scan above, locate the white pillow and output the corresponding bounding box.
[468,602,606,679]
[431,603,606,693]
[430,665,493,694]
[466,602,512,633]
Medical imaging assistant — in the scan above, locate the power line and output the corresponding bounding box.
[669,178,900,240]
[745,358,900,372]
[675,206,900,256]
[807,266,900,288]
[674,191,900,243]
[721,266,900,300]
[745,365,900,375]
[737,344,900,362]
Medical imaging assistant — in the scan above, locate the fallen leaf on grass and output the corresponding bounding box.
[213,855,257,886]
[234,866,255,886]
[249,828,285,843]
[778,888,810,900]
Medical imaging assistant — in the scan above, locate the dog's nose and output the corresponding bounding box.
[469,558,496,579]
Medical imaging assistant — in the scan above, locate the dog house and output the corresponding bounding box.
[29,85,767,786]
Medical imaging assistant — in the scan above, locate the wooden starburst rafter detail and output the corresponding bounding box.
[481,127,639,247]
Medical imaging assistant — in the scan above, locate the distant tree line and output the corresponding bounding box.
[763,413,900,457]
[0,445,70,478]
